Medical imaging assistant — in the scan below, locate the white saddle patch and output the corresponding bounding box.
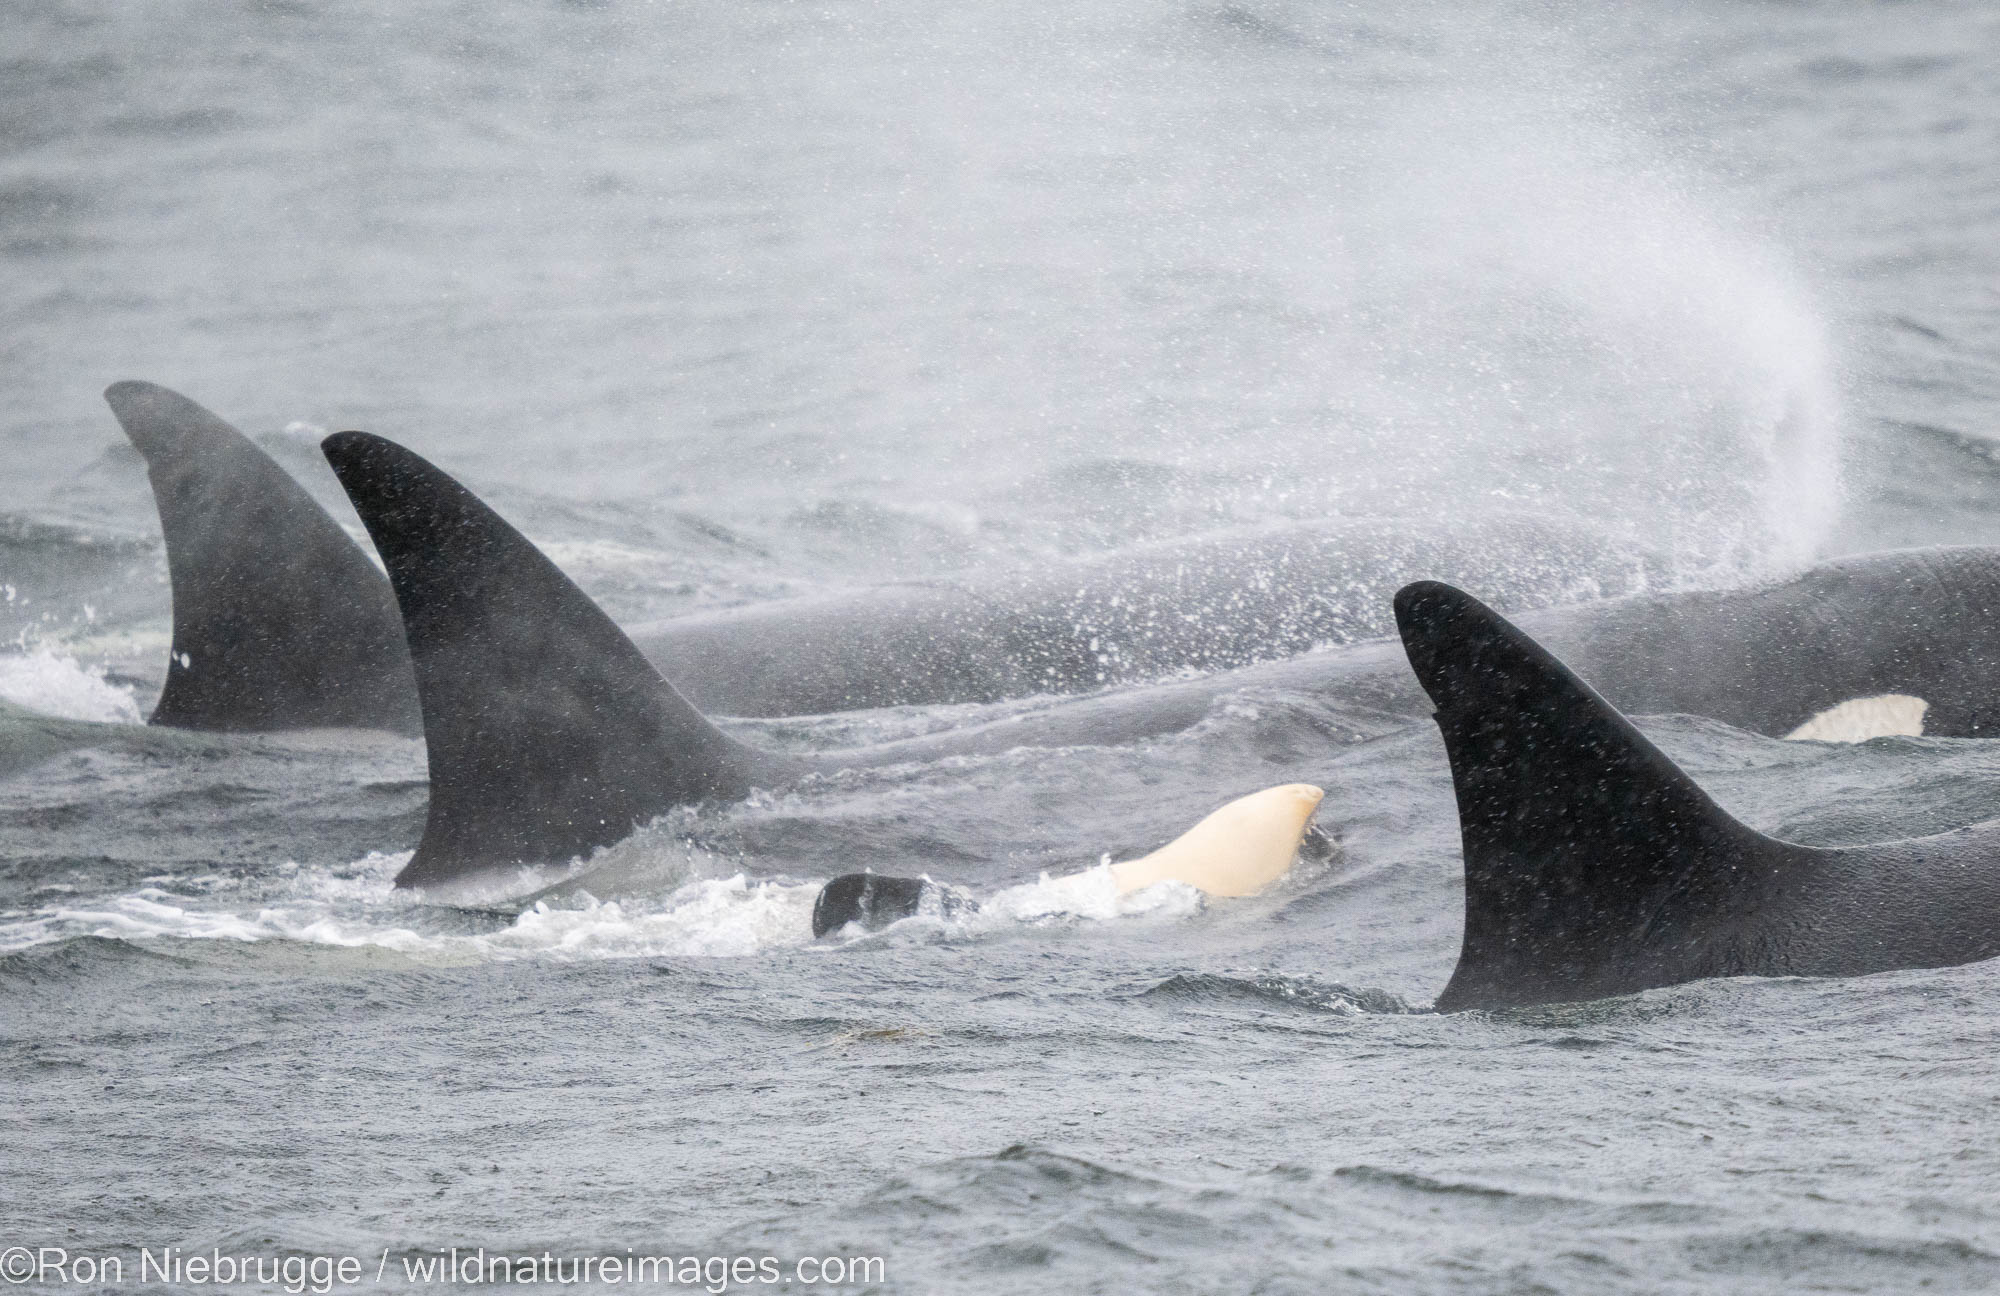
[1784,694,1929,743]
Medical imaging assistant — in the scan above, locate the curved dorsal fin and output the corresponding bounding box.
[104,381,420,734]
[1395,581,1790,1011]
[320,431,801,889]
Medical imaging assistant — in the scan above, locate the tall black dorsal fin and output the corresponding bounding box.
[1395,581,1797,1012]
[321,431,803,889]
[104,381,420,734]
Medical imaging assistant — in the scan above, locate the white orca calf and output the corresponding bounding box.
[809,783,1326,937]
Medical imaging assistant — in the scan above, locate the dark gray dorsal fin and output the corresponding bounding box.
[1395,581,1786,1011]
[104,381,420,735]
[320,430,799,889]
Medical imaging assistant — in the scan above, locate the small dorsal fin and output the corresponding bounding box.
[320,431,801,889]
[1108,783,1323,897]
[1395,581,1790,1011]
[105,381,420,734]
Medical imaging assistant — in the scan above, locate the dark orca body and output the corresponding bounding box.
[1521,548,2000,739]
[834,542,2000,761]
[318,430,2000,888]
[115,382,2000,743]
[109,383,1650,726]
[104,382,421,735]
[1397,582,2000,1012]
[625,514,1648,717]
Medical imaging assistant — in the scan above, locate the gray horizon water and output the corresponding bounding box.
[4,1,2000,1292]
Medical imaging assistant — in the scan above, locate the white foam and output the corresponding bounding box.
[982,862,1205,926]
[0,648,141,724]
[0,849,1217,962]
[489,877,822,960]
[0,855,824,962]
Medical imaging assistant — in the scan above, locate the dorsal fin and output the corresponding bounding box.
[1395,581,1791,1011]
[1108,783,1323,897]
[320,431,802,889]
[104,381,420,735]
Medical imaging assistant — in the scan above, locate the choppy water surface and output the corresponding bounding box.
[3,1,2000,1292]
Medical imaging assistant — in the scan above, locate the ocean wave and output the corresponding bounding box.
[1137,970,1417,1015]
